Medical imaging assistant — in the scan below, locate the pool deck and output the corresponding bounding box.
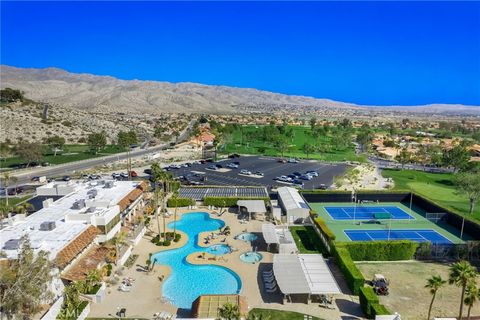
[88,207,363,319]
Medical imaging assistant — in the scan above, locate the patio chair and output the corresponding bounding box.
[264,280,277,289]
[119,284,131,292]
[265,285,278,293]
[263,275,275,283]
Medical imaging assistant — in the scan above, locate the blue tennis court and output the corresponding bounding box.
[344,229,453,244]
[325,205,414,220]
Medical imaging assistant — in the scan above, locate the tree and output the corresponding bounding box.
[464,282,479,320]
[58,282,81,319]
[395,148,412,169]
[273,136,289,158]
[111,231,128,265]
[217,302,240,320]
[46,135,65,156]
[449,260,478,320]
[309,117,317,131]
[442,144,470,172]
[14,202,33,215]
[151,163,169,240]
[425,275,446,320]
[0,202,13,229]
[2,172,13,206]
[454,172,480,215]
[303,143,316,159]
[84,269,101,294]
[15,142,43,167]
[415,145,430,171]
[87,132,107,154]
[0,88,24,103]
[356,129,374,152]
[0,236,53,319]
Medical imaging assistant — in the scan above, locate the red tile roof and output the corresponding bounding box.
[61,245,110,281]
[55,226,99,269]
[118,181,148,212]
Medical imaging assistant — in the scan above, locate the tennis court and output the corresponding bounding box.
[344,229,453,244]
[325,205,414,220]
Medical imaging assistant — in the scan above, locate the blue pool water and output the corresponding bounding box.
[235,232,258,242]
[240,251,263,264]
[205,244,232,255]
[151,212,242,310]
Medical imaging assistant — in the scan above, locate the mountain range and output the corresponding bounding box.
[1,65,479,116]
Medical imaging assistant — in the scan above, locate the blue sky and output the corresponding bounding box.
[1,1,479,106]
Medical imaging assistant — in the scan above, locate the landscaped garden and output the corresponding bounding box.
[219,125,364,162]
[382,169,480,221]
[248,308,323,320]
[289,225,329,255]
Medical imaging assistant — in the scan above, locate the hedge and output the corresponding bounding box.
[312,217,336,241]
[332,246,364,294]
[203,196,270,207]
[336,240,418,261]
[359,286,390,319]
[167,197,195,207]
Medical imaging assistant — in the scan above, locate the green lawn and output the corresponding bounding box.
[1,144,125,170]
[382,169,480,221]
[0,195,31,207]
[289,226,329,256]
[221,125,363,162]
[249,308,323,320]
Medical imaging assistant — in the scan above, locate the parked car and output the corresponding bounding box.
[169,164,181,169]
[207,165,218,170]
[112,173,120,179]
[292,180,304,188]
[292,172,302,178]
[287,174,297,180]
[317,184,328,190]
[226,163,239,169]
[277,158,287,163]
[287,158,299,163]
[254,171,264,177]
[31,176,41,182]
[300,174,312,180]
[63,176,71,181]
[7,187,24,196]
[120,172,129,179]
[306,170,319,177]
[215,164,223,169]
[89,174,101,180]
[240,169,252,175]
[129,171,138,177]
[228,153,240,158]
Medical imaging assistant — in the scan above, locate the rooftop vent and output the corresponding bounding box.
[72,199,86,209]
[3,239,21,250]
[40,221,56,231]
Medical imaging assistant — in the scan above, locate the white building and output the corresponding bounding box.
[262,223,298,254]
[277,187,310,223]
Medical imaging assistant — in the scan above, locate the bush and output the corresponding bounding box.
[332,246,364,294]
[359,286,390,318]
[312,217,336,241]
[167,197,195,207]
[163,240,171,246]
[174,233,181,242]
[204,196,269,207]
[336,240,418,261]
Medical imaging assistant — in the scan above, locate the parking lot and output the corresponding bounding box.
[166,156,348,189]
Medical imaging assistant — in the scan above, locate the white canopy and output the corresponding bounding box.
[277,187,310,211]
[273,254,341,295]
[262,223,279,244]
[237,200,267,213]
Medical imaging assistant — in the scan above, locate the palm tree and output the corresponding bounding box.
[14,202,33,215]
[0,202,13,229]
[425,275,446,320]
[85,269,101,294]
[217,302,240,320]
[464,282,480,320]
[151,163,166,238]
[2,172,13,206]
[449,260,478,320]
[110,231,128,265]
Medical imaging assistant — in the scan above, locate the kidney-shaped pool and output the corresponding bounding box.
[151,212,242,310]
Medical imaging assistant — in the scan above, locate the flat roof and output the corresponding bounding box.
[273,254,341,295]
[277,187,310,211]
[237,200,266,213]
[262,224,296,245]
[0,180,142,260]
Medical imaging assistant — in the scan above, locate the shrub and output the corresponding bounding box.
[167,197,195,207]
[336,240,418,261]
[163,240,171,246]
[204,196,269,207]
[312,217,336,241]
[174,234,181,242]
[332,246,364,294]
[359,286,390,318]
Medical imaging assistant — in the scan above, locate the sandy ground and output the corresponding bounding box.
[88,207,364,319]
[335,164,391,191]
[356,261,480,320]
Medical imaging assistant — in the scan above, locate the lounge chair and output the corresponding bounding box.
[265,285,278,293]
[119,284,131,292]
[264,281,277,289]
[263,275,275,282]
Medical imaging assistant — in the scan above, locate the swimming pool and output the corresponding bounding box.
[151,212,242,310]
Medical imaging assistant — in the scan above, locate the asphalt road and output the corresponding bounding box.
[167,156,348,189]
[3,120,195,187]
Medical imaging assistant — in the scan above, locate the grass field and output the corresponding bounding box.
[382,169,480,221]
[309,202,466,243]
[0,144,125,170]
[221,125,363,162]
[249,308,323,320]
[0,195,31,207]
[289,226,329,255]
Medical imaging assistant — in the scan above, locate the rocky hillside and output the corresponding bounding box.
[1,65,479,116]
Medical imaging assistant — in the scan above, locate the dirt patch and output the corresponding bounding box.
[356,261,480,320]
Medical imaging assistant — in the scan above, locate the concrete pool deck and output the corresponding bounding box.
[88,207,363,319]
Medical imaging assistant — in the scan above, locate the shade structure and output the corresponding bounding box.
[237,200,267,213]
[262,223,279,245]
[273,254,341,295]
